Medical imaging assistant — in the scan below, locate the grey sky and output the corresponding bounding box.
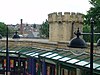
[0,0,91,24]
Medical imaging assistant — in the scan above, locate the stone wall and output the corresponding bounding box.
[48,12,83,42]
[0,39,99,54]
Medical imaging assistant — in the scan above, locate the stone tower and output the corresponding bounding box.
[48,12,83,42]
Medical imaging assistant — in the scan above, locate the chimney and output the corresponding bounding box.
[20,19,23,35]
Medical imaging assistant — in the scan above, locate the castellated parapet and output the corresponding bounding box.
[48,12,83,42]
[48,12,83,23]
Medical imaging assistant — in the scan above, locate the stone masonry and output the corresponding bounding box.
[48,12,84,42]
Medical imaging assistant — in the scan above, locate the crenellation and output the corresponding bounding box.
[76,13,84,22]
[58,12,62,15]
[48,12,83,23]
[71,12,76,15]
[48,13,52,23]
[70,12,76,21]
[64,12,70,14]
[48,12,84,42]
[77,13,83,15]
[63,12,71,22]
[52,12,57,22]
[57,12,62,22]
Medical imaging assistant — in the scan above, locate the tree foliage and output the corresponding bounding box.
[0,22,7,36]
[39,20,49,38]
[83,0,100,42]
[0,22,14,37]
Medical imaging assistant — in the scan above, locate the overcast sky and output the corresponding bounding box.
[0,0,91,24]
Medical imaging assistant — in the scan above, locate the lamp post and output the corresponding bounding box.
[90,18,94,75]
[0,26,9,75]
[6,26,10,75]
[6,26,20,75]
[12,31,20,74]
[68,19,100,75]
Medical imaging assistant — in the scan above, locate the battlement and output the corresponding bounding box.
[48,12,83,23]
[48,12,83,42]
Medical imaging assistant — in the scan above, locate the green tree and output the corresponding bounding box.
[39,20,49,38]
[83,25,91,42]
[0,22,14,37]
[0,22,7,36]
[84,0,100,42]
